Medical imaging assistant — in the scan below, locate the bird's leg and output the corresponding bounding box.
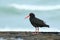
[32,27,39,34]
[37,27,39,32]
[35,27,39,34]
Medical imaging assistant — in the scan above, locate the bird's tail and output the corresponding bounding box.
[44,25,49,28]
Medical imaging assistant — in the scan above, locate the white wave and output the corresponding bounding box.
[10,4,60,11]
[0,27,60,32]
[40,28,60,32]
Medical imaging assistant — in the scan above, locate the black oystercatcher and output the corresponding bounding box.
[25,13,49,34]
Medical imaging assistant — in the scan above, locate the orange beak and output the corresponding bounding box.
[25,15,30,19]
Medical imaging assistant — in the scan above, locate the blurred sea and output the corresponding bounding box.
[0,0,60,32]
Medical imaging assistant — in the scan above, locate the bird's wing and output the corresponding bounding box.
[33,18,46,25]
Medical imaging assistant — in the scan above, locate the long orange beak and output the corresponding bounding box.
[25,15,30,19]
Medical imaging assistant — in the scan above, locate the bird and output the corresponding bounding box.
[25,13,49,34]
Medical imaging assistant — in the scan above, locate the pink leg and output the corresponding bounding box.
[32,27,39,34]
[35,27,39,34]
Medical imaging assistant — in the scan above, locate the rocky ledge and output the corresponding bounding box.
[0,32,60,40]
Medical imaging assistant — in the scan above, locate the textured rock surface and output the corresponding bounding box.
[0,32,60,40]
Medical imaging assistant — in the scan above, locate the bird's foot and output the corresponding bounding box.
[32,32,39,35]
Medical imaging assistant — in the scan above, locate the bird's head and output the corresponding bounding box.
[29,13,35,17]
[25,13,35,19]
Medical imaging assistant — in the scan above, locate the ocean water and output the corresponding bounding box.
[0,0,60,32]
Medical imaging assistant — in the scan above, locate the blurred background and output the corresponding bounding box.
[0,0,60,32]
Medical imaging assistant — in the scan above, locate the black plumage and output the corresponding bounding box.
[29,13,49,28]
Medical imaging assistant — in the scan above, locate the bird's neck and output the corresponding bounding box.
[29,16,35,20]
[30,16,35,18]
